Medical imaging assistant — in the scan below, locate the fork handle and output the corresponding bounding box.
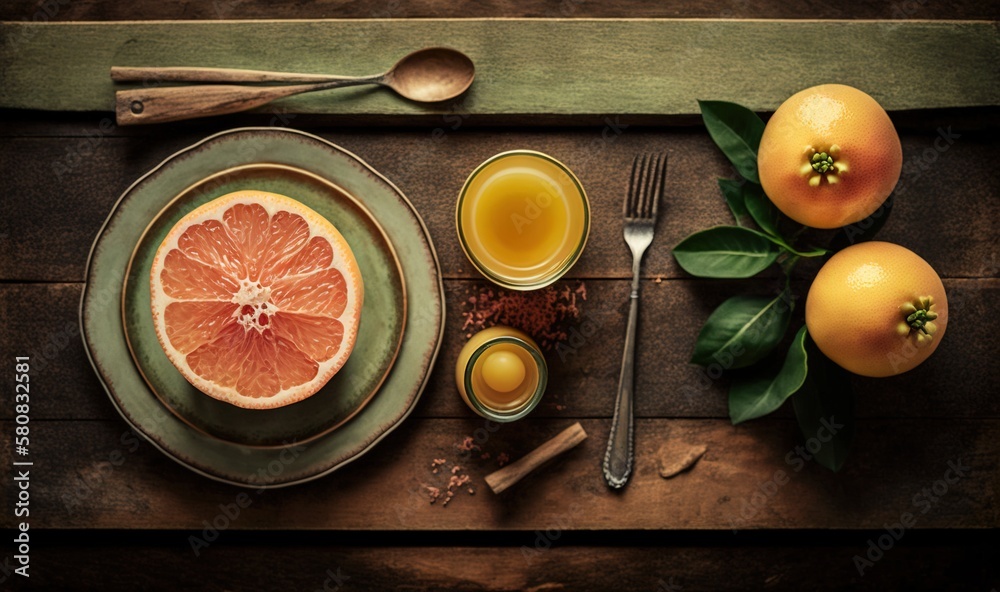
[603,285,639,488]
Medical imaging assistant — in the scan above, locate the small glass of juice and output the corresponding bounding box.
[456,150,590,290]
[455,326,548,422]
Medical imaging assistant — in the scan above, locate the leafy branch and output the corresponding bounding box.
[671,100,885,471]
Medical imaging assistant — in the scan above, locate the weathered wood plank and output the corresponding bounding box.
[20,541,1000,591]
[2,128,997,283]
[3,107,998,135]
[2,417,995,530]
[0,280,1000,419]
[2,0,996,21]
[2,21,997,115]
[2,278,997,422]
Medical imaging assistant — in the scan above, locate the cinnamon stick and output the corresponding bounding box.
[484,422,587,494]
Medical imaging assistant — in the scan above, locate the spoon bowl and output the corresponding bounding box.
[386,47,476,102]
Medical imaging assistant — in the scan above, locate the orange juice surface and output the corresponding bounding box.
[458,152,588,288]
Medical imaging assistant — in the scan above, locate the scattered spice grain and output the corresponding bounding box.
[461,281,587,349]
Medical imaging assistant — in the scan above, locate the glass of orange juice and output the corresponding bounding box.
[456,150,590,290]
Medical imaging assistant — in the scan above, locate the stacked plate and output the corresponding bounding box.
[81,128,444,487]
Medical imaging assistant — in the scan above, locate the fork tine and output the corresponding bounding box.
[633,154,649,218]
[634,154,647,219]
[625,155,641,218]
[626,153,668,220]
[650,154,666,219]
[645,155,656,218]
[642,154,660,219]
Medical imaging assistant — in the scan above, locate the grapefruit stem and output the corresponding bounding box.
[810,151,835,173]
[899,296,939,340]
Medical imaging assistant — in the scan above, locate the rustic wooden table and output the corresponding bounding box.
[1,1,998,590]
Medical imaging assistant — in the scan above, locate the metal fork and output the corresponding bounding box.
[603,154,667,489]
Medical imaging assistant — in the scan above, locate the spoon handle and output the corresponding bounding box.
[111,66,356,84]
[115,79,378,125]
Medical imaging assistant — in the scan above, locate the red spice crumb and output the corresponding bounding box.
[456,436,480,453]
[460,281,587,350]
[448,474,471,489]
[496,452,510,467]
[555,404,566,411]
[480,452,491,460]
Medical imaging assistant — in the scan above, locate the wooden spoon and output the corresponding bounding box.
[113,47,475,125]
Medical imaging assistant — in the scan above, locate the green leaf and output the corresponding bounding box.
[743,183,781,238]
[760,234,830,258]
[792,333,855,472]
[691,291,793,369]
[673,226,780,278]
[828,193,895,252]
[718,178,749,226]
[729,326,808,424]
[698,100,765,184]
[783,245,830,258]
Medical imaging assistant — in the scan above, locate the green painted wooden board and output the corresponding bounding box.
[1,19,997,116]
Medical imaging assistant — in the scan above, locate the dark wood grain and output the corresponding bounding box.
[0,1,996,586]
[20,540,1000,592]
[2,417,995,530]
[2,127,997,283]
[0,0,994,21]
[3,278,997,422]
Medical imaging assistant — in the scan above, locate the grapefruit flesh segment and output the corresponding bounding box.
[150,190,363,409]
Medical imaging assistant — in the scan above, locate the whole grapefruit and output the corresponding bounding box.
[758,84,902,229]
[805,241,947,377]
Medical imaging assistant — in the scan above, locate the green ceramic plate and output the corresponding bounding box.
[123,163,405,447]
[81,128,444,487]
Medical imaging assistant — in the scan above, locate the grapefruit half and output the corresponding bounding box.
[150,190,363,409]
